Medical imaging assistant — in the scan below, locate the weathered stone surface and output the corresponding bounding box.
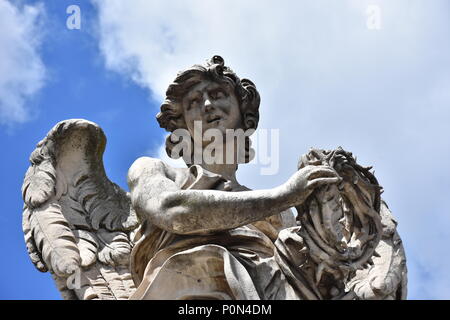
[22,56,406,299]
[22,119,138,299]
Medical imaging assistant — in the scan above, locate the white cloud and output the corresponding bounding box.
[153,136,186,169]
[0,0,46,125]
[93,0,450,299]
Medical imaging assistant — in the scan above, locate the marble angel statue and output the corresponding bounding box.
[21,56,407,300]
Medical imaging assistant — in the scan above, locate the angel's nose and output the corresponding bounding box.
[204,98,213,112]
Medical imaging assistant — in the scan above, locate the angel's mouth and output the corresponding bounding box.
[206,116,222,123]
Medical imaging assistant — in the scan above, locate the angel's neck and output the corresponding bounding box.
[201,163,238,183]
[195,140,240,183]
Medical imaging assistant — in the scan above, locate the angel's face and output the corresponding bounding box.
[182,79,243,137]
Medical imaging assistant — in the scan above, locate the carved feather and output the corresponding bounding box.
[73,230,98,268]
[97,230,133,267]
[22,160,56,209]
[96,264,136,299]
[28,202,80,277]
[75,263,136,300]
[21,119,140,300]
[22,207,47,272]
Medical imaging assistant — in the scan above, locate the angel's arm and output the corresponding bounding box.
[127,157,339,235]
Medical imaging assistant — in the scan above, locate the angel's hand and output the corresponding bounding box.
[281,165,341,207]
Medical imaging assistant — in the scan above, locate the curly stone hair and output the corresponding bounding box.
[156,55,260,162]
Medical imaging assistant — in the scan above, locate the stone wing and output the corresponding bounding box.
[22,119,140,299]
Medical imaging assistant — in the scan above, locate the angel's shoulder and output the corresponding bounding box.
[129,156,165,172]
[128,157,169,179]
[127,157,186,186]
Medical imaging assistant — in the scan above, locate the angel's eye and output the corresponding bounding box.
[189,98,200,108]
[211,89,226,100]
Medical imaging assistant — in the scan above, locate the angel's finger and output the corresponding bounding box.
[308,166,339,180]
[307,159,323,166]
[307,177,341,190]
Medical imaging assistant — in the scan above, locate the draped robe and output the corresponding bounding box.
[129,165,321,300]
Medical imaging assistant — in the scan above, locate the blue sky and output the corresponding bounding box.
[0,0,157,299]
[0,0,449,299]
